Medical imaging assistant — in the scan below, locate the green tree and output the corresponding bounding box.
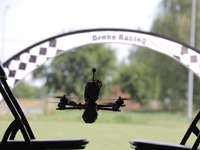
[34,44,116,98]
[149,0,200,111]
[118,0,200,111]
[131,47,188,111]
[12,81,48,99]
[117,62,161,105]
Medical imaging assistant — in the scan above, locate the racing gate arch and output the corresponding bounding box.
[3,29,200,90]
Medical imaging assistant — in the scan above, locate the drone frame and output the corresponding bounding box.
[56,95,126,112]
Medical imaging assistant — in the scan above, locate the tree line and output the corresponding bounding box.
[13,0,200,112]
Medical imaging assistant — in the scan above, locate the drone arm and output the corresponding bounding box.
[97,104,117,108]
[97,104,125,108]
[97,103,125,112]
[97,107,121,111]
[56,106,85,110]
[57,102,86,110]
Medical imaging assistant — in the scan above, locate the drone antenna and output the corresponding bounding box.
[92,68,96,82]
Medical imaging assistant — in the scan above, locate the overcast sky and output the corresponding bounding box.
[0,0,162,63]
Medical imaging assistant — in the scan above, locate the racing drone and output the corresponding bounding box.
[54,68,132,123]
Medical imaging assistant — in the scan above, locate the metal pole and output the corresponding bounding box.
[187,0,196,123]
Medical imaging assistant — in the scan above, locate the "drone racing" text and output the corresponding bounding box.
[92,34,146,45]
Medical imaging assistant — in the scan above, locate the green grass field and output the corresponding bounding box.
[0,110,197,150]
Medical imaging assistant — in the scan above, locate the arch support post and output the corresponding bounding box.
[187,0,196,123]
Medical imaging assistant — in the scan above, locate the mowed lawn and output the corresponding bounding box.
[0,110,197,150]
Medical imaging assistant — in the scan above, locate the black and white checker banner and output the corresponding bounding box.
[3,40,64,89]
[3,29,200,91]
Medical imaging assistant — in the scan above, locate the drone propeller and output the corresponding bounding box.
[105,96,139,101]
[98,96,137,109]
[53,95,82,103]
[50,96,82,104]
[54,95,81,99]
[53,95,76,105]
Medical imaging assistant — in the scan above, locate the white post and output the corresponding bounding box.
[187,0,196,123]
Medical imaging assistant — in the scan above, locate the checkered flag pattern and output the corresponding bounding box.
[147,37,200,77]
[3,39,65,89]
[172,46,200,76]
